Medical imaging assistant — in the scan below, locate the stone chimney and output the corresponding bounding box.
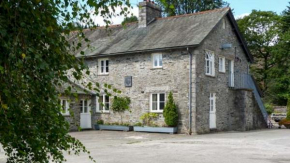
[138,0,162,28]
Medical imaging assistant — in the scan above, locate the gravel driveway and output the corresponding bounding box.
[0,129,289,163]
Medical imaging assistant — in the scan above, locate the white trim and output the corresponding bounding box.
[98,58,109,75]
[229,60,235,87]
[152,53,163,68]
[96,95,110,113]
[60,99,70,115]
[218,57,226,73]
[150,93,165,113]
[205,50,215,76]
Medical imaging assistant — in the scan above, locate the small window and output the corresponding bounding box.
[218,57,226,73]
[150,93,165,112]
[97,95,110,112]
[60,99,69,115]
[205,50,215,76]
[222,18,226,29]
[152,53,162,68]
[80,100,90,113]
[98,58,109,74]
[209,93,216,112]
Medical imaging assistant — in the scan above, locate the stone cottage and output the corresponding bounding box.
[62,1,269,134]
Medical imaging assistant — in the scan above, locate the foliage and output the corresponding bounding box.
[287,98,290,120]
[265,103,274,115]
[0,0,130,162]
[104,122,130,126]
[121,16,138,25]
[134,122,143,126]
[155,0,229,16]
[97,119,104,125]
[163,92,179,127]
[140,113,158,126]
[237,10,281,94]
[111,96,131,113]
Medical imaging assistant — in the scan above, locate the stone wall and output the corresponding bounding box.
[85,50,195,133]
[61,94,93,131]
[234,89,267,131]
[194,16,251,134]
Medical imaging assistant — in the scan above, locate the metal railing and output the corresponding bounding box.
[234,73,269,126]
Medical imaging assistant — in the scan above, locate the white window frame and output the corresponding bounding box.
[96,94,110,113]
[218,57,226,73]
[80,99,89,113]
[209,93,216,113]
[98,58,109,75]
[229,60,235,87]
[150,93,165,113]
[152,53,163,68]
[205,50,215,76]
[222,18,226,29]
[60,99,69,115]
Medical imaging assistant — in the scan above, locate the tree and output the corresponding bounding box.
[121,16,138,25]
[163,92,178,127]
[155,0,229,16]
[111,96,131,123]
[0,0,130,162]
[237,10,281,95]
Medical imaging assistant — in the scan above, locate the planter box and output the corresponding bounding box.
[134,126,177,134]
[95,124,133,131]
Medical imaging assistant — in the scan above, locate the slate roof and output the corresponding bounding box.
[69,7,253,62]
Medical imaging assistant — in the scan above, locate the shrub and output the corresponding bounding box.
[278,118,290,128]
[140,113,158,126]
[96,119,104,125]
[163,92,179,127]
[111,96,131,124]
[265,103,274,115]
[287,98,290,120]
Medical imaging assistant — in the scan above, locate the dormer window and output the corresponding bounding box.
[98,58,109,74]
[152,53,162,68]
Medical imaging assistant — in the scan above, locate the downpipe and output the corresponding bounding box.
[187,47,192,135]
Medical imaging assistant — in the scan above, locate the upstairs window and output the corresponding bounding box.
[97,95,110,112]
[98,58,109,74]
[219,57,226,73]
[152,53,163,68]
[150,93,165,112]
[60,99,69,115]
[205,51,215,76]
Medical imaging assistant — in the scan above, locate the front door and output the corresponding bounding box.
[209,93,216,129]
[80,99,92,129]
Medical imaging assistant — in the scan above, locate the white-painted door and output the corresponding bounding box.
[209,93,216,129]
[80,99,92,129]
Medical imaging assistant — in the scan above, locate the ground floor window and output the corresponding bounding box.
[97,95,110,112]
[60,99,69,115]
[150,93,165,112]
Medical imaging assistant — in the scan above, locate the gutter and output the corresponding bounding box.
[187,47,193,135]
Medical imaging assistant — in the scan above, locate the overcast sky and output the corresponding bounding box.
[95,0,289,25]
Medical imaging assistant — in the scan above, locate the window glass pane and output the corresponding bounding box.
[160,102,165,110]
[101,60,104,67]
[80,101,83,113]
[154,55,158,67]
[105,96,109,103]
[159,94,165,102]
[62,100,66,112]
[106,60,109,72]
[84,100,88,113]
[159,54,162,66]
[99,96,103,111]
[152,94,157,102]
[152,102,157,110]
[105,102,109,110]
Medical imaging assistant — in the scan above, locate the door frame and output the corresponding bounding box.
[80,99,92,129]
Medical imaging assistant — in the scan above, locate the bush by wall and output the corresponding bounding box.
[163,92,179,127]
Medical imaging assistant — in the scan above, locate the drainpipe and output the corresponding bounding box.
[187,47,192,135]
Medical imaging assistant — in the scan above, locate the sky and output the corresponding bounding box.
[95,0,290,25]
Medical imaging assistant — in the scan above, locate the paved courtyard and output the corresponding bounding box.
[0,129,289,163]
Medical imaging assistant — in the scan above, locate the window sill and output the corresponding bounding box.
[150,67,163,70]
[62,114,70,117]
[98,74,109,76]
[218,71,226,74]
[205,74,215,78]
[150,111,163,113]
[96,111,110,114]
